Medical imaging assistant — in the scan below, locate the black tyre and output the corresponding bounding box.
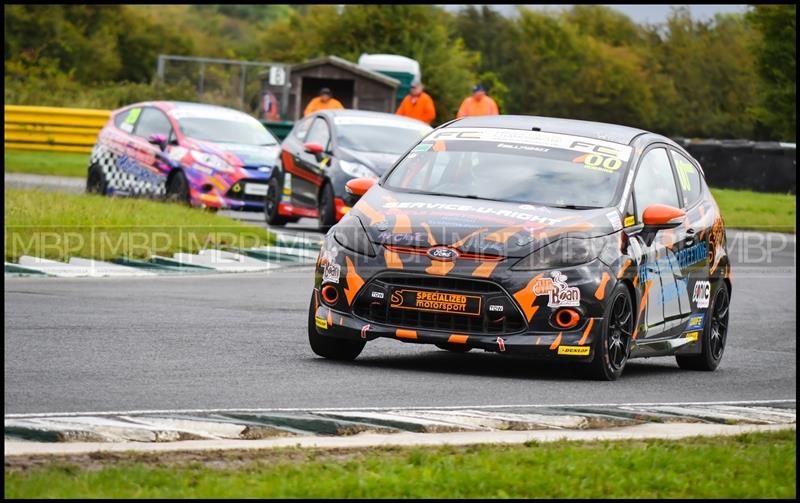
[676,281,730,371]
[265,177,289,226]
[435,343,472,353]
[318,182,336,232]
[86,163,107,195]
[587,283,634,381]
[166,170,190,205]
[307,294,365,361]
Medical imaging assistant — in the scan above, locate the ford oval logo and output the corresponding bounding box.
[427,247,459,262]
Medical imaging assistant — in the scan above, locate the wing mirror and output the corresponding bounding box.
[639,204,686,246]
[345,177,377,201]
[147,133,168,151]
[303,142,325,161]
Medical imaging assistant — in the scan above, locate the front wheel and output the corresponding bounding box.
[166,170,190,205]
[307,294,365,361]
[86,163,107,195]
[587,283,634,381]
[676,281,730,371]
[265,177,289,226]
[318,183,336,232]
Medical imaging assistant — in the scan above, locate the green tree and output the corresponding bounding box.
[259,5,478,124]
[642,8,758,138]
[746,4,796,141]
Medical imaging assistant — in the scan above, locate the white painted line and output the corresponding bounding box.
[6,399,795,420]
[4,423,794,457]
[67,258,157,277]
[171,251,277,272]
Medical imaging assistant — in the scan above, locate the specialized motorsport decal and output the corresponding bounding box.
[390,289,482,316]
[692,281,711,308]
[533,271,581,308]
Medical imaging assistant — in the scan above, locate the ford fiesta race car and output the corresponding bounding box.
[308,116,732,380]
[87,101,281,210]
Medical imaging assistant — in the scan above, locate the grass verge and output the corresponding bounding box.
[4,188,275,262]
[4,429,796,498]
[710,188,796,233]
[4,149,89,178]
[3,150,796,232]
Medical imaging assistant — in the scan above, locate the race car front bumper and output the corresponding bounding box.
[312,288,600,361]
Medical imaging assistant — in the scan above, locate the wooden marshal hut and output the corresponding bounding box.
[260,55,400,121]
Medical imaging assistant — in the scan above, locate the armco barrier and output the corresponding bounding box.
[4,105,110,153]
[677,138,796,194]
[4,105,295,152]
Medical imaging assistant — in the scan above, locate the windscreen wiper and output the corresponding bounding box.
[549,204,601,210]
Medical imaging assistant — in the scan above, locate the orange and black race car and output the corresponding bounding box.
[308,115,732,380]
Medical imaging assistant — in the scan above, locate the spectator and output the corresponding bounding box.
[304,87,344,117]
[261,90,281,121]
[395,81,436,125]
[456,84,499,118]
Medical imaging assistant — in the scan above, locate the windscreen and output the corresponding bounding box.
[383,128,633,208]
[334,116,432,155]
[172,108,278,146]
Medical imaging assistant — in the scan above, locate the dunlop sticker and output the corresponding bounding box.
[684,331,699,342]
[315,317,328,330]
[558,345,591,356]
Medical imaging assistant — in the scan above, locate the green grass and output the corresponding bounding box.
[3,150,796,232]
[4,430,796,498]
[4,149,89,178]
[710,188,795,232]
[4,188,275,262]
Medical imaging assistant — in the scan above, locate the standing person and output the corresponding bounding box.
[304,87,344,117]
[456,84,499,118]
[261,89,281,121]
[395,80,436,125]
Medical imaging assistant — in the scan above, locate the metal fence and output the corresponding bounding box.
[155,55,291,118]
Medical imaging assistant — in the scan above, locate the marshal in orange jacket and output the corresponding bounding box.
[304,97,344,117]
[395,92,436,125]
[456,95,499,118]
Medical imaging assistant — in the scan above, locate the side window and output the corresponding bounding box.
[133,107,172,139]
[670,150,703,208]
[305,118,331,150]
[293,117,312,141]
[115,108,141,133]
[632,148,680,221]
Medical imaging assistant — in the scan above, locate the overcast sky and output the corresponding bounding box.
[441,5,749,24]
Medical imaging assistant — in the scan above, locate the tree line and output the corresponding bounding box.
[4,4,795,141]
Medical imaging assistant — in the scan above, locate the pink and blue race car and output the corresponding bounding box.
[86,101,280,211]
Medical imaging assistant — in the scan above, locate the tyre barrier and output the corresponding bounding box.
[676,138,796,194]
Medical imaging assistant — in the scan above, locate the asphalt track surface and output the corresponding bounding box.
[4,228,796,414]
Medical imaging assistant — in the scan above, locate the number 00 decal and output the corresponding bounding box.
[585,154,622,171]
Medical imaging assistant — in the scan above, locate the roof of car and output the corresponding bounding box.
[313,108,431,127]
[447,115,651,146]
[160,101,248,114]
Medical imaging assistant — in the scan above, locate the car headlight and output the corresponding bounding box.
[333,216,376,257]
[511,236,608,271]
[192,151,235,173]
[339,160,378,180]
